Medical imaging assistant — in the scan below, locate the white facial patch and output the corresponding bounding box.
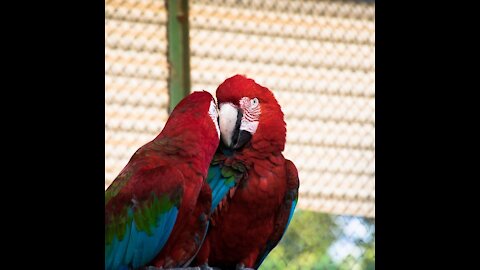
[239,97,261,135]
[240,119,259,134]
[208,100,220,138]
[218,103,238,147]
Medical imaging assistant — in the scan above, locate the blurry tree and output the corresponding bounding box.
[260,211,375,270]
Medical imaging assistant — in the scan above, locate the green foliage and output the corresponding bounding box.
[260,210,375,270]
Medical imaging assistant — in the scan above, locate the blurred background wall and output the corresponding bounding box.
[105,0,375,269]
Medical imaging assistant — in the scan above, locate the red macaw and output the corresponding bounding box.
[194,75,300,270]
[105,91,220,270]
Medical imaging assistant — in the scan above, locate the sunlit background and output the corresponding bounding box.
[105,0,375,269]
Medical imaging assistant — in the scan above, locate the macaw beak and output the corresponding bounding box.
[232,129,252,150]
[219,103,253,150]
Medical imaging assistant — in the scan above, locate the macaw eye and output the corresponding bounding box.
[250,98,259,107]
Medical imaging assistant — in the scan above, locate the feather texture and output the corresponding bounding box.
[105,91,220,270]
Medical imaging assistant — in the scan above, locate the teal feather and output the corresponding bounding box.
[207,165,236,213]
[105,203,179,270]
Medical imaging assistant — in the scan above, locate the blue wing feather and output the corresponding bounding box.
[105,206,179,270]
[285,199,297,231]
[207,165,236,213]
[112,221,132,269]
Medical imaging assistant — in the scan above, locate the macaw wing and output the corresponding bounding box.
[206,156,245,215]
[179,182,212,267]
[254,160,300,269]
[105,166,184,270]
[207,164,235,213]
[206,151,246,214]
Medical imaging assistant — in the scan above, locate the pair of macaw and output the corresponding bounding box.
[105,75,300,270]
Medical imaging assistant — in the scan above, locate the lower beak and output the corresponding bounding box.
[232,129,252,150]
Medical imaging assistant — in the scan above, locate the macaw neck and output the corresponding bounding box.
[219,140,283,166]
[249,113,286,155]
[251,138,285,154]
[220,145,234,157]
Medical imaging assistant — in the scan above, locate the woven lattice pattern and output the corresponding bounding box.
[105,0,169,189]
[189,0,375,218]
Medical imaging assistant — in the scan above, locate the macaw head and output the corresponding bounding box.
[160,91,220,160]
[216,75,286,152]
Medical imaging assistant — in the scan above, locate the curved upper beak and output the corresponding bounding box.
[219,103,253,150]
